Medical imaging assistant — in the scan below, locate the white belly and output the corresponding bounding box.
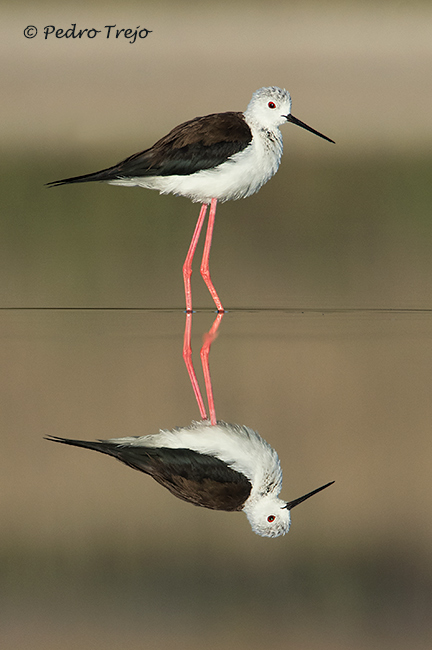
[108,129,283,203]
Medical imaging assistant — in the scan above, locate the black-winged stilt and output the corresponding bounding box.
[47,87,334,312]
[47,421,333,537]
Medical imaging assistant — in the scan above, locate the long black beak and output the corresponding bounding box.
[285,114,335,144]
[284,481,335,510]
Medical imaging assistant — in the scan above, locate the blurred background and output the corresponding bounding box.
[1,2,432,649]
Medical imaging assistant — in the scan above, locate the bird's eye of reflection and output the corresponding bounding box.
[267,515,275,522]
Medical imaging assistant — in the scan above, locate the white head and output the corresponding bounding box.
[245,86,335,143]
[244,481,334,538]
[245,86,292,130]
[244,494,292,538]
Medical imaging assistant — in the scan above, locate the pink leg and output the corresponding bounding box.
[200,311,224,426]
[200,198,224,313]
[183,203,208,313]
[183,310,208,420]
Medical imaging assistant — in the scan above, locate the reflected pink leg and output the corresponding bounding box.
[183,203,208,313]
[183,310,208,420]
[200,311,224,426]
[200,198,224,312]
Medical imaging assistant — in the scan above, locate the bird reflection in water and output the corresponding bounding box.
[47,311,333,537]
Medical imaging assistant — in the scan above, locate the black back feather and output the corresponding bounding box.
[46,436,252,511]
[47,112,252,187]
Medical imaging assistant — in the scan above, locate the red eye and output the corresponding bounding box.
[268,102,276,109]
[267,515,275,522]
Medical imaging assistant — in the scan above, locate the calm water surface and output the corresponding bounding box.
[1,307,431,650]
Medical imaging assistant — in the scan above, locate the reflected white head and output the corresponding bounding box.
[244,481,335,538]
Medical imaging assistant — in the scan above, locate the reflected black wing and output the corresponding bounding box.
[47,436,252,512]
[47,112,252,186]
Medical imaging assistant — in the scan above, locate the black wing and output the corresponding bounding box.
[47,112,252,186]
[47,436,252,512]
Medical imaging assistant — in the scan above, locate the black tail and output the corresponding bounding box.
[45,435,174,479]
[46,166,120,187]
[45,435,117,456]
[45,435,154,474]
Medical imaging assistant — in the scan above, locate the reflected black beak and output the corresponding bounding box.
[285,114,335,144]
[284,481,335,510]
